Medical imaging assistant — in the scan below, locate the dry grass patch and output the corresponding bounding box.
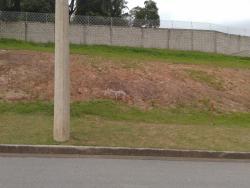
[186,69,224,90]
[0,113,250,152]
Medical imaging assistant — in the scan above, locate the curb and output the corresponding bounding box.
[0,144,250,160]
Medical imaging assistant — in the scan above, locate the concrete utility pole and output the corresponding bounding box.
[54,0,70,142]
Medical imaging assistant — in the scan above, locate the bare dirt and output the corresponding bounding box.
[0,50,250,112]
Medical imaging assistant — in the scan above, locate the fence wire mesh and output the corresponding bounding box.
[0,11,250,36]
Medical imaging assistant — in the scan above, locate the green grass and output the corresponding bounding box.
[0,100,250,151]
[187,70,224,90]
[0,100,250,127]
[1,38,250,69]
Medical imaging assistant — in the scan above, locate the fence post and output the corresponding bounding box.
[190,22,194,51]
[110,17,113,27]
[238,35,241,53]
[83,16,89,45]
[87,16,90,26]
[83,25,87,44]
[24,12,28,41]
[141,27,144,48]
[110,17,113,45]
[166,29,170,49]
[214,31,217,53]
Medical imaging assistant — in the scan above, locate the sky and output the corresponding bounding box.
[127,0,250,27]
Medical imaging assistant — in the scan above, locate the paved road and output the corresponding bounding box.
[0,156,250,188]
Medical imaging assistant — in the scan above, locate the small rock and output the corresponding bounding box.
[104,88,127,100]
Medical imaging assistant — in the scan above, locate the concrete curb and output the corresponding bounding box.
[0,144,250,160]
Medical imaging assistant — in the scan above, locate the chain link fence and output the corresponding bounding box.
[1,11,250,36]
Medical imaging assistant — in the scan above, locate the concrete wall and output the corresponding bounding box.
[143,28,168,49]
[169,29,193,51]
[1,21,250,57]
[193,30,216,53]
[85,26,111,45]
[240,36,250,54]
[112,27,142,47]
[69,24,83,44]
[216,33,241,55]
[27,22,55,43]
[0,21,25,40]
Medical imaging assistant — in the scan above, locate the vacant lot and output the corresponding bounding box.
[0,39,250,151]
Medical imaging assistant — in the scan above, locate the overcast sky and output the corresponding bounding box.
[127,0,250,26]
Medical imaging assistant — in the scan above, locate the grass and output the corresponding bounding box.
[1,38,250,69]
[1,100,250,127]
[187,70,224,90]
[0,100,250,151]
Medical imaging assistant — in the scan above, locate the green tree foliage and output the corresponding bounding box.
[0,0,54,12]
[0,0,127,18]
[76,0,127,17]
[130,0,160,28]
[0,0,21,11]
[109,0,128,17]
[20,0,55,13]
[0,0,7,10]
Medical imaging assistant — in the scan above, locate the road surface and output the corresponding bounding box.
[0,155,250,188]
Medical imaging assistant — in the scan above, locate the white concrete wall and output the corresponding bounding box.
[193,30,215,53]
[143,28,168,49]
[240,36,250,52]
[169,29,193,51]
[1,21,250,57]
[216,33,240,55]
[112,27,142,47]
[27,22,55,43]
[69,24,83,44]
[85,26,111,45]
[0,21,25,40]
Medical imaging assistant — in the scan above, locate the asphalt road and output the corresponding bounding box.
[0,156,250,188]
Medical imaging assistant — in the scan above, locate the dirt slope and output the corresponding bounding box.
[0,50,250,112]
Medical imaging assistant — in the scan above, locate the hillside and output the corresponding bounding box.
[0,40,250,112]
[1,39,250,151]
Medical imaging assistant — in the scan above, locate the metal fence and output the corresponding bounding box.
[0,10,250,36]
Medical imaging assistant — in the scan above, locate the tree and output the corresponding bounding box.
[109,0,128,17]
[0,0,21,11]
[0,0,75,15]
[20,0,55,13]
[76,0,100,16]
[75,0,127,17]
[0,0,21,21]
[0,0,7,11]
[73,0,128,26]
[0,0,129,25]
[0,0,128,18]
[130,0,160,28]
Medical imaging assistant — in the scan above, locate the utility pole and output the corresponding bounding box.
[54,0,70,142]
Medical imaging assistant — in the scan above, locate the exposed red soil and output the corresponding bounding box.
[0,50,250,112]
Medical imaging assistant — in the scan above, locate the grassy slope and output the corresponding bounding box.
[0,39,250,151]
[1,39,250,69]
